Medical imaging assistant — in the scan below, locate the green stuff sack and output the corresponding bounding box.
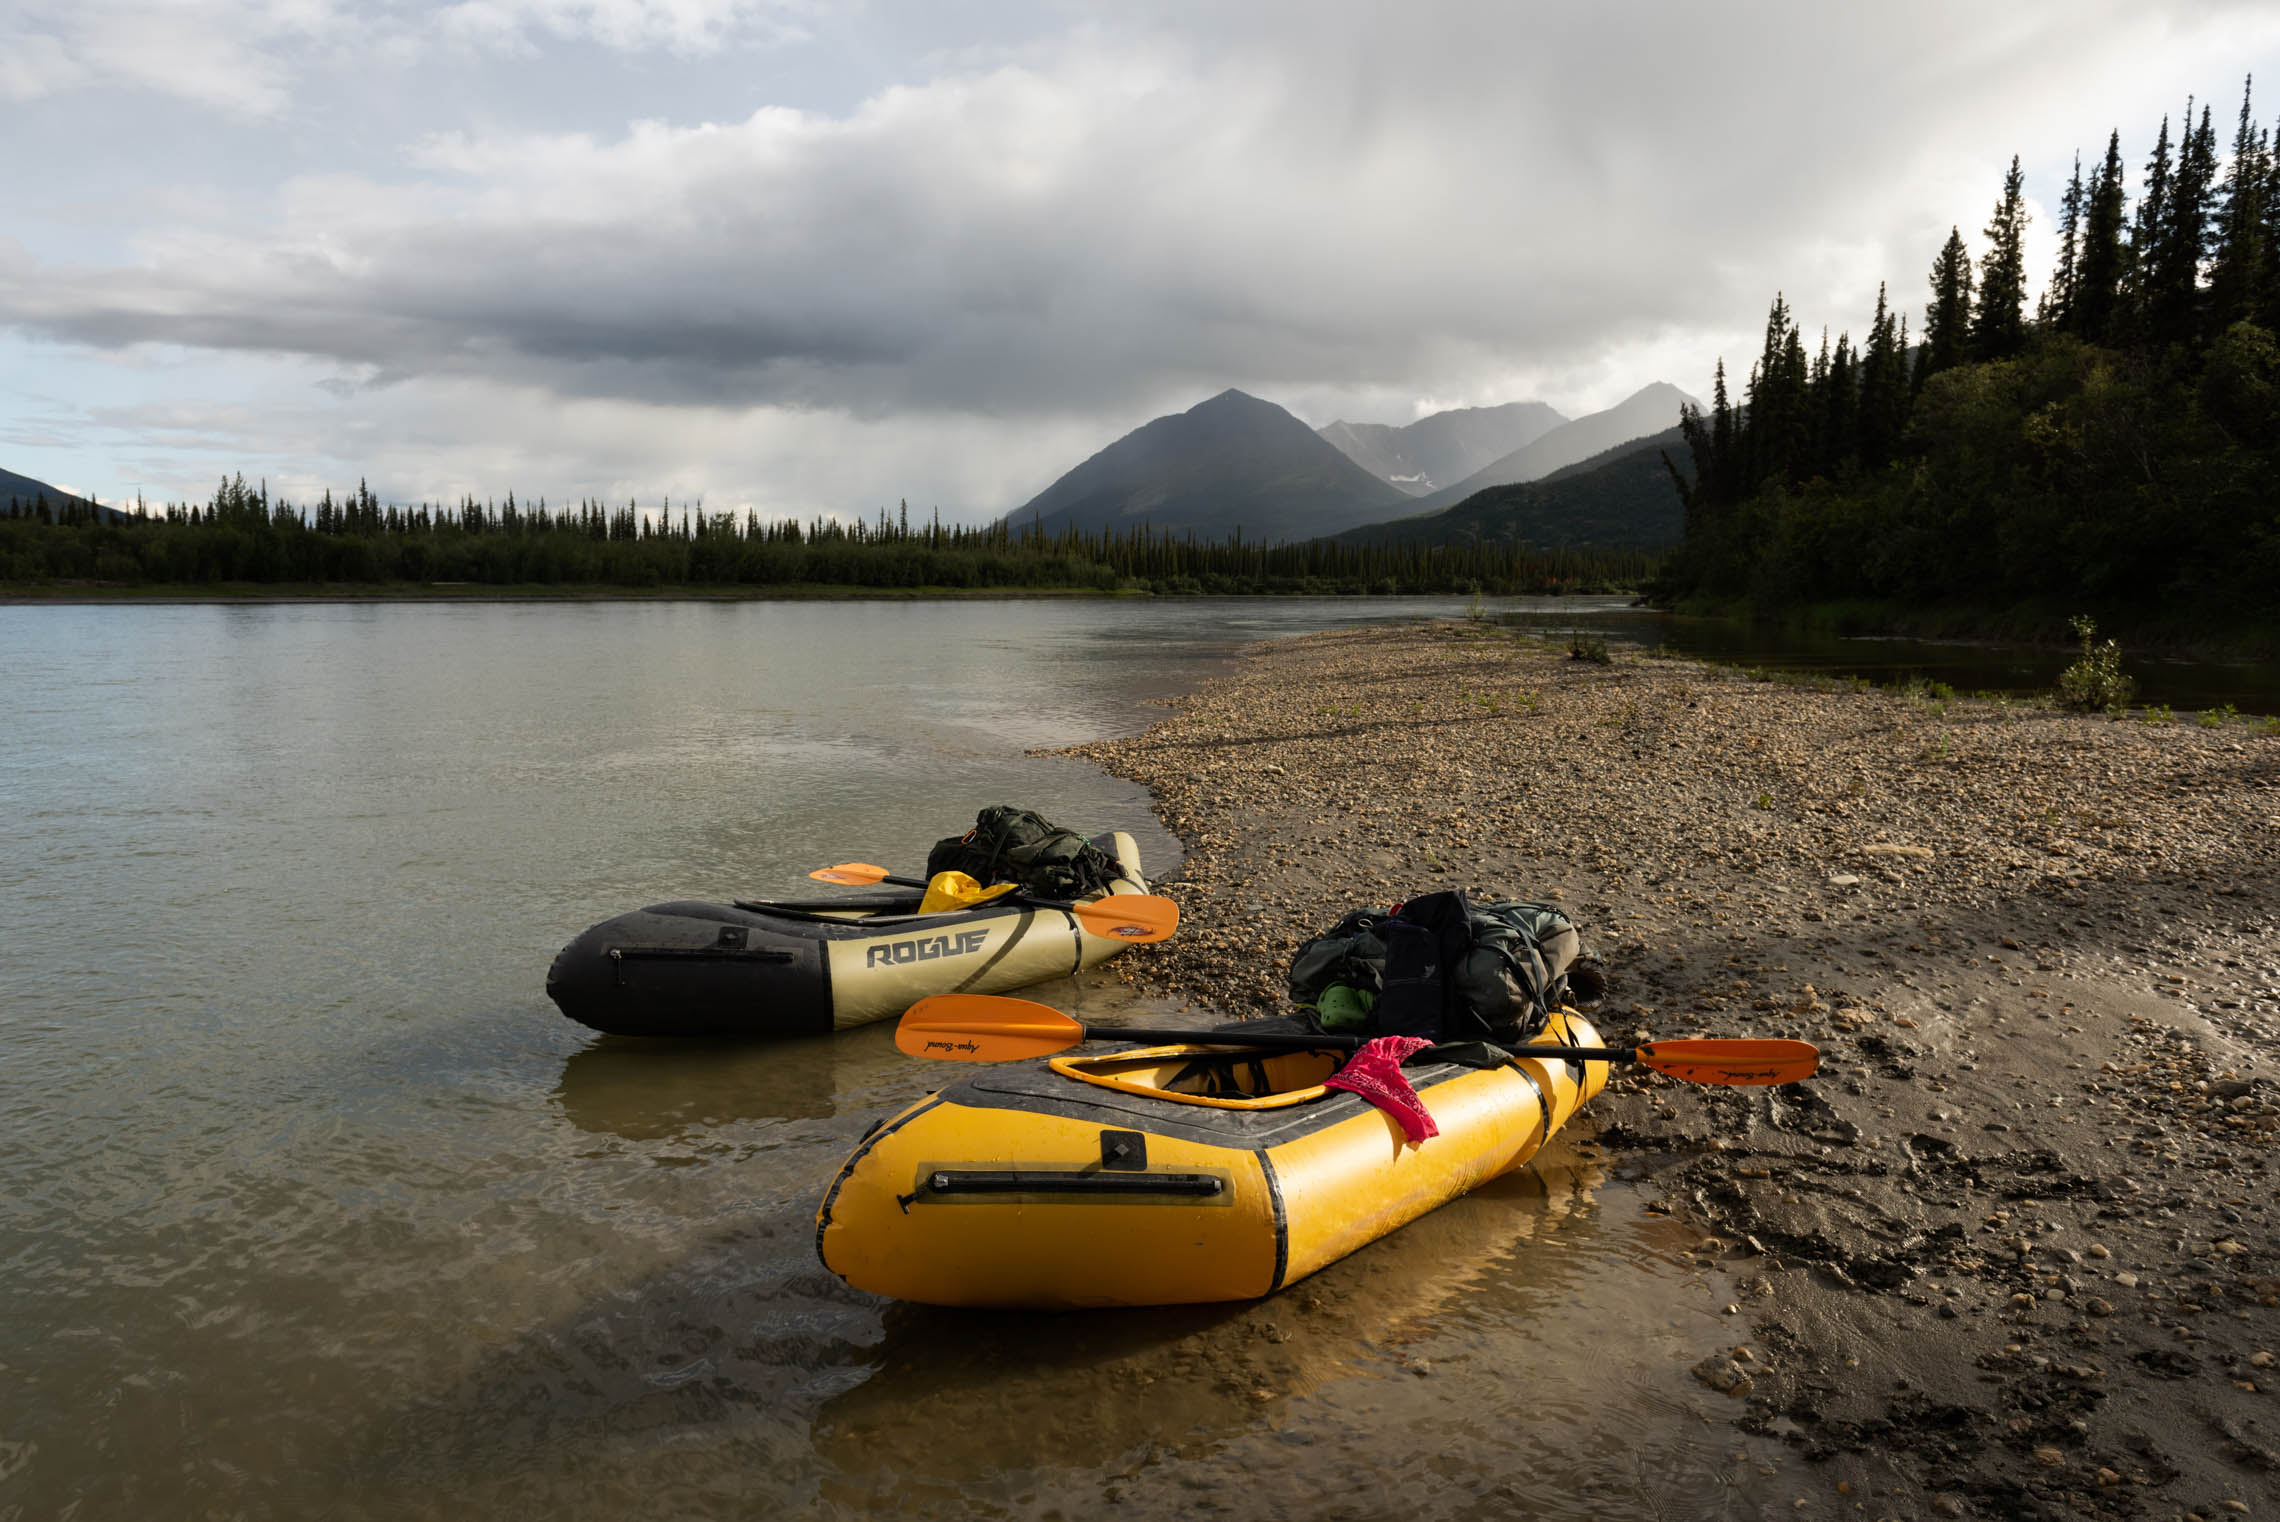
[925,806,1128,902]
[1287,907,1394,1003]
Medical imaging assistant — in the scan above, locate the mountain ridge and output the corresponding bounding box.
[0,466,125,522]
[1328,426,1689,552]
[1316,400,1567,495]
[1397,382,1698,515]
[1003,388,1413,544]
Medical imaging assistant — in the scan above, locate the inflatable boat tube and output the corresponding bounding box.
[815,1007,1609,1308]
[546,832,1147,1038]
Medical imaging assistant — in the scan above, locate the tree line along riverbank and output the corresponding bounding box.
[0,477,1652,598]
[1658,79,2280,633]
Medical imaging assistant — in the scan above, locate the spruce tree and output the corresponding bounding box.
[1972,156,2030,359]
[2147,101,2218,347]
[1806,327,1833,473]
[1822,330,1858,475]
[2125,115,2174,334]
[2043,152,2085,327]
[1743,294,1810,488]
[1775,322,1810,481]
[2074,131,2131,343]
[1672,397,1712,527]
[2261,107,2280,326]
[1741,296,1788,487]
[2208,79,2267,331]
[1921,228,1976,384]
[1858,283,1908,468]
[1708,358,1737,502]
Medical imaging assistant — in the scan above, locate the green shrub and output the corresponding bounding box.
[2138,704,2173,724]
[2055,616,2134,713]
[2197,703,2239,728]
[1566,631,1612,664]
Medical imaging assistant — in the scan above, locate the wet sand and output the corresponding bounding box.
[1065,620,2280,1522]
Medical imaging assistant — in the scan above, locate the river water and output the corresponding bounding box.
[3,597,1800,1520]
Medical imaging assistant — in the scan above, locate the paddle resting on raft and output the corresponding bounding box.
[895,993,1819,1086]
[809,863,1179,942]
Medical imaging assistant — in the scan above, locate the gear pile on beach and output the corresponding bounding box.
[1065,620,2279,1522]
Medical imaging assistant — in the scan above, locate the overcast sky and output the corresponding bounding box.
[5,1,2278,522]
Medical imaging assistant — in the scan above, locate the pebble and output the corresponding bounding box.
[1691,1355,1753,1397]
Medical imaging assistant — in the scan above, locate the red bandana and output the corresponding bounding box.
[1323,1035,1440,1144]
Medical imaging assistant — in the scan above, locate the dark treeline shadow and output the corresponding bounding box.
[1,478,1657,597]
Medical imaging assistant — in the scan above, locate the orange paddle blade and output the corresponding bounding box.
[810,862,893,886]
[1635,1038,1819,1086]
[897,994,1085,1061]
[1069,894,1179,943]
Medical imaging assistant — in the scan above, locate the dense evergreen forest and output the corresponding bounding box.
[1663,81,2280,629]
[0,479,1651,597]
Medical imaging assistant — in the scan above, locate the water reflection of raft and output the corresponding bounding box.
[815,1009,1610,1308]
[545,833,1147,1039]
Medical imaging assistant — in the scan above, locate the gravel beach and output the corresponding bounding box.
[1063,618,2280,1522]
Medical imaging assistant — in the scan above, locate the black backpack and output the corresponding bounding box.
[1287,889,1589,1044]
[925,806,1128,901]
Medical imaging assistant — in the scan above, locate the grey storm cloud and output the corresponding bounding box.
[8,0,2234,421]
[7,0,2280,517]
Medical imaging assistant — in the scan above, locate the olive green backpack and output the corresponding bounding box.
[925,806,1127,901]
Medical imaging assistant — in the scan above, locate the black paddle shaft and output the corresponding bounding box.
[1091,1025,1635,1063]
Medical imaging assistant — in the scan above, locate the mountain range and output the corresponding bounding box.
[1003,382,1695,550]
[13,383,1695,554]
[1390,382,1697,516]
[1005,388,1415,543]
[1331,425,1690,552]
[1315,401,1565,496]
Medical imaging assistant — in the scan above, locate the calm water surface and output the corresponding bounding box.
[2,598,1788,1520]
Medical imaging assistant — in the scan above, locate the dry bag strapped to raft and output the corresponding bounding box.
[1287,889,1592,1045]
[925,805,1129,902]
